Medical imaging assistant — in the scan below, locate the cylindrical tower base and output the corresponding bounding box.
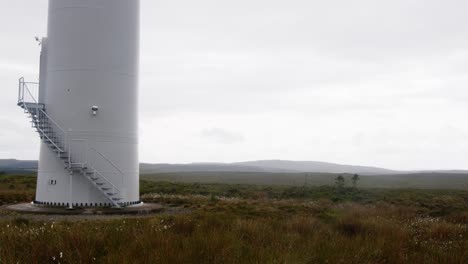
[35,0,140,207]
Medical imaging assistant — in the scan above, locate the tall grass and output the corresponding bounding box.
[0,176,467,263]
[0,206,466,263]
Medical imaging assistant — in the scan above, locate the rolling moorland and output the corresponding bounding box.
[0,171,467,263]
[4,158,468,175]
[142,172,468,190]
[3,158,468,190]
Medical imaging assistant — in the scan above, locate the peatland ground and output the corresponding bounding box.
[0,173,467,263]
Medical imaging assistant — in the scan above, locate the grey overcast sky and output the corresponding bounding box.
[1,0,468,170]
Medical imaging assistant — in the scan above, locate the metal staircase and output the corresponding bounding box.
[17,78,124,208]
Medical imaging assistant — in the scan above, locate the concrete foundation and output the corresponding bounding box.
[7,202,162,215]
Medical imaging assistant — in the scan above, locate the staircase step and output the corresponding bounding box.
[37,131,54,134]
[20,100,124,207]
[70,168,85,172]
[38,131,53,135]
[70,165,86,169]
[20,98,124,208]
[41,137,56,140]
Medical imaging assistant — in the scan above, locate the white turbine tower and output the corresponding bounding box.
[17,0,140,208]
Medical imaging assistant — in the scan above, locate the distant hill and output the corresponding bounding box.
[233,160,398,175]
[2,159,467,189]
[140,162,294,174]
[141,160,399,175]
[1,159,467,176]
[0,159,37,172]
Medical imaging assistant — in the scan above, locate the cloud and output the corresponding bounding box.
[2,0,468,170]
[200,128,244,144]
[0,61,36,74]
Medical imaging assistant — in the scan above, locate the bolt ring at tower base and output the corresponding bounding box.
[6,202,163,215]
[33,200,143,208]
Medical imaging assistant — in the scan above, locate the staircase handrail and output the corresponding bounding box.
[18,97,65,153]
[17,78,123,207]
[70,142,125,194]
[90,166,122,193]
[18,77,40,105]
[89,147,126,176]
[37,108,67,138]
[68,138,88,167]
[19,78,68,149]
[36,124,65,153]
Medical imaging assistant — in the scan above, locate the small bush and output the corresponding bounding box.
[13,217,30,226]
[336,217,368,236]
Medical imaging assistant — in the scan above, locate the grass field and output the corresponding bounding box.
[142,171,468,190]
[0,174,467,263]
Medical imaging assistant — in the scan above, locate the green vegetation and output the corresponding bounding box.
[142,171,468,190]
[335,174,346,192]
[352,173,360,188]
[0,174,467,263]
[0,174,35,205]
